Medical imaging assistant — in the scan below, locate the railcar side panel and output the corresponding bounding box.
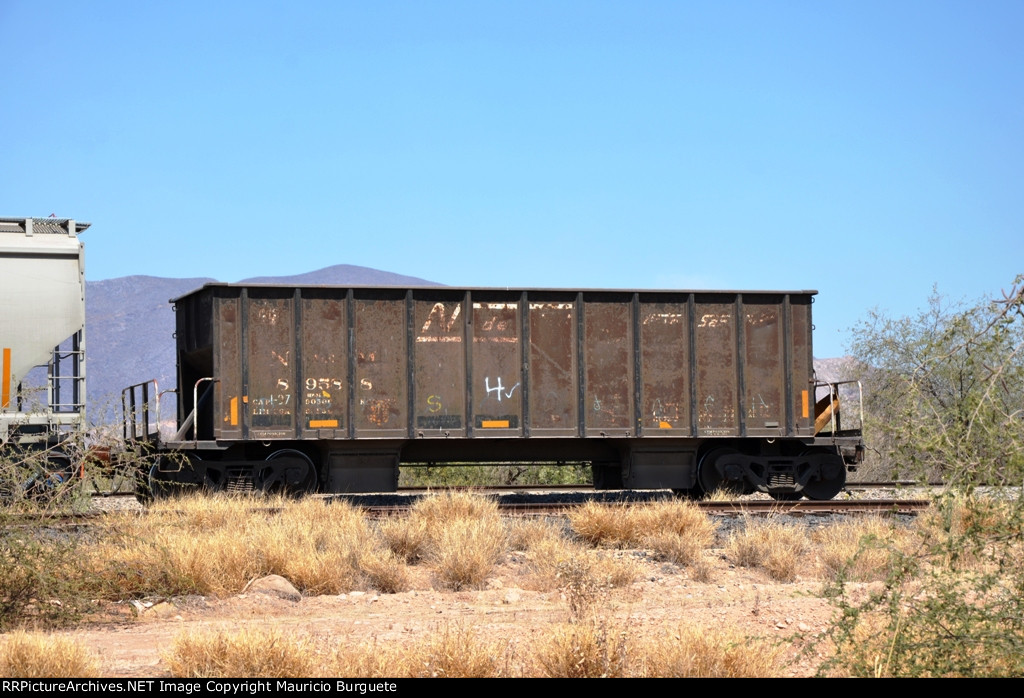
[152,284,860,498]
[527,294,577,436]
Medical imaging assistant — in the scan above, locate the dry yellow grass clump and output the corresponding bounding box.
[164,621,780,678]
[164,628,318,678]
[87,494,402,598]
[410,492,507,590]
[567,499,716,578]
[813,515,908,582]
[633,623,786,677]
[259,497,376,594]
[727,515,809,582]
[0,632,100,678]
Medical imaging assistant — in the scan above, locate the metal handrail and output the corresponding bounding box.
[812,379,864,437]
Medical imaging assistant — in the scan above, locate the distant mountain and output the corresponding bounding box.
[85,265,442,423]
[239,264,438,287]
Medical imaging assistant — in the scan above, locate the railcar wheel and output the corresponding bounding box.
[801,448,847,501]
[147,453,213,499]
[24,451,75,499]
[258,449,318,495]
[697,448,745,496]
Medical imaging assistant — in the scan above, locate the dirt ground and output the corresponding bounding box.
[55,541,841,678]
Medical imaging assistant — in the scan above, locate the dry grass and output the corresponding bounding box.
[568,501,639,547]
[727,515,809,582]
[428,516,507,589]
[377,514,429,563]
[534,619,629,677]
[388,624,511,678]
[410,490,498,530]
[259,498,374,594]
[505,517,564,551]
[639,499,718,570]
[814,516,907,582]
[164,628,319,678]
[634,623,786,677]
[358,547,410,594]
[521,535,639,599]
[0,632,100,678]
[161,621,788,678]
[399,492,508,590]
[87,495,387,597]
[568,500,717,572]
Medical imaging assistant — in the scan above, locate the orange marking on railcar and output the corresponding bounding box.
[1,348,10,408]
[801,390,809,419]
[481,420,509,428]
[310,419,338,428]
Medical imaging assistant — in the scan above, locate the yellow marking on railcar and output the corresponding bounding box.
[659,421,672,429]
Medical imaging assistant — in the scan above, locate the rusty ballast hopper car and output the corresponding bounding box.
[123,285,864,500]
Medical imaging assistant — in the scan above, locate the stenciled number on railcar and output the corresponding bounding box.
[697,312,731,328]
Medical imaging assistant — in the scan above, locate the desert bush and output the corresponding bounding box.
[818,278,1024,677]
[849,279,1024,485]
[0,525,89,630]
[0,445,88,513]
[164,628,319,678]
[727,516,808,582]
[0,632,100,678]
[820,492,1024,677]
[634,624,785,677]
[556,555,609,622]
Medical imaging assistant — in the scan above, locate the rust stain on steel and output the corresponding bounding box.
[640,300,690,435]
[695,298,737,435]
[246,296,295,437]
[584,299,632,432]
[472,298,521,432]
[528,300,577,435]
[354,295,406,434]
[414,294,465,435]
[301,296,347,435]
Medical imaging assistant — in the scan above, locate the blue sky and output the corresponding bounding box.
[2,1,1021,358]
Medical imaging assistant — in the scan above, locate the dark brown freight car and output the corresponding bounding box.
[123,285,864,500]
